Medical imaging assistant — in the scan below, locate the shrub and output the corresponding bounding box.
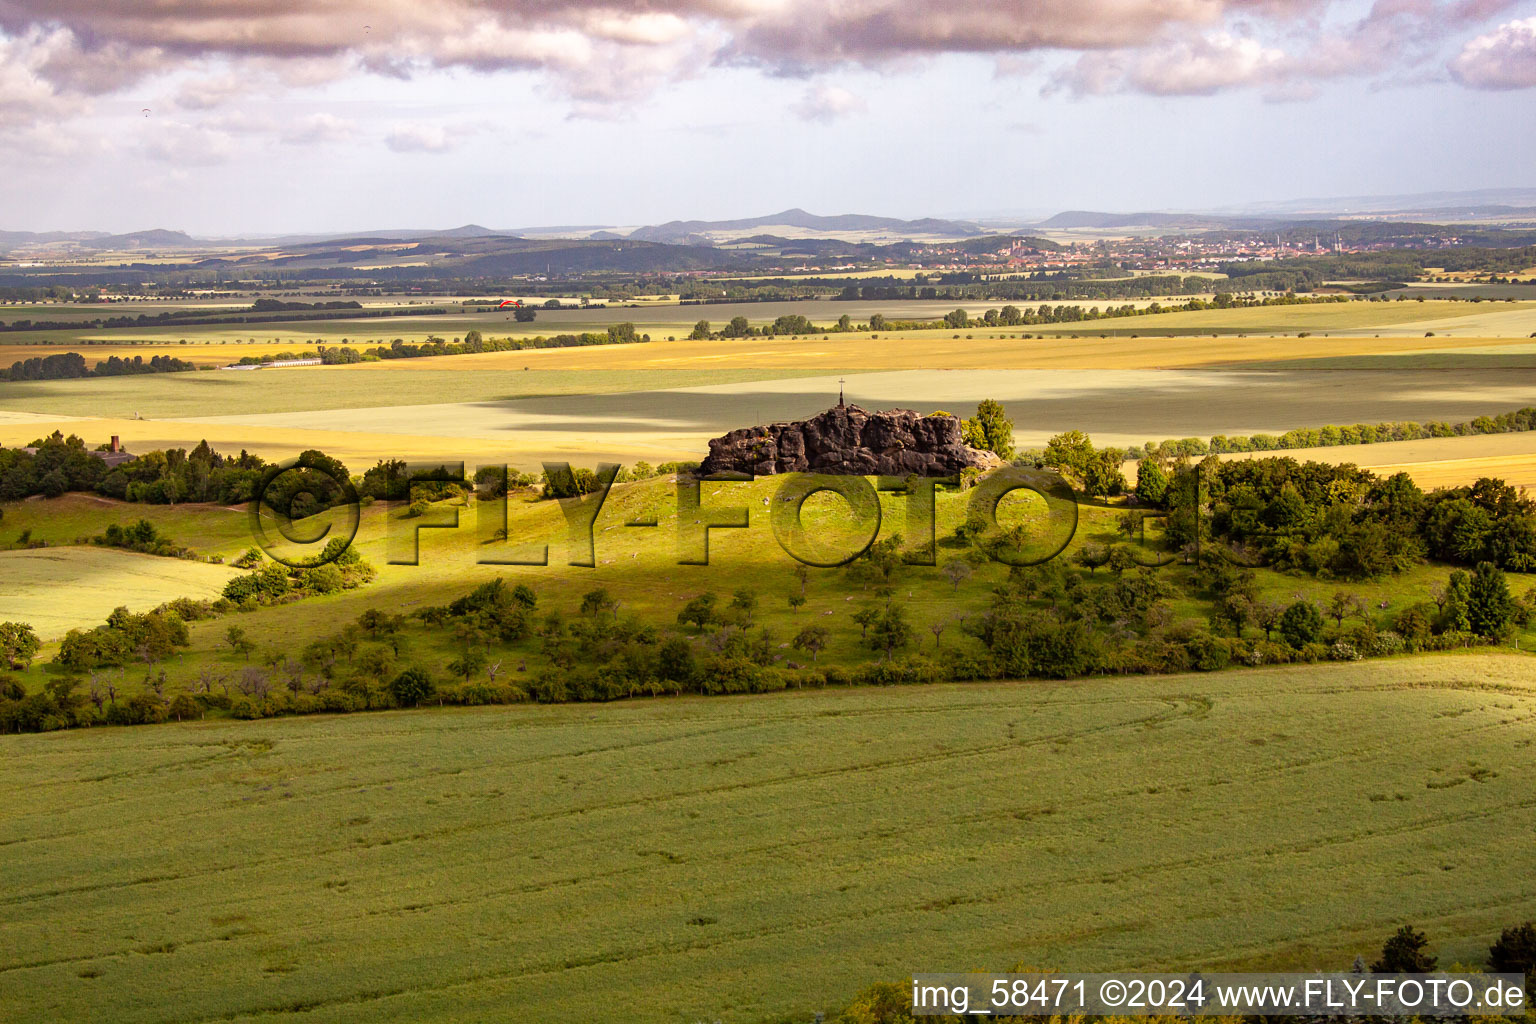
[389,667,435,707]
[1328,640,1362,662]
[1279,601,1324,647]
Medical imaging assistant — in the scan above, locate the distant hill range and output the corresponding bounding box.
[2,189,1533,271]
[625,207,986,244]
[0,228,198,250]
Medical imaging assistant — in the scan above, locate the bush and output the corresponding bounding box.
[1367,630,1405,657]
[1279,601,1324,647]
[1297,641,1329,663]
[1328,640,1362,662]
[390,667,435,707]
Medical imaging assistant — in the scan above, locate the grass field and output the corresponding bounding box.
[3,652,1535,1023]
[0,545,239,639]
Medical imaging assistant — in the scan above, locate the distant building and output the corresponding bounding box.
[220,358,322,371]
[17,434,134,467]
[97,435,135,469]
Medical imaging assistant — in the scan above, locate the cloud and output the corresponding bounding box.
[1050,32,1289,96]
[1449,17,1536,88]
[282,113,355,145]
[175,72,246,111]
[0,0,1523,133]
[384,121,480,153]
[138,120,237,165]
[1041,0,1520,99]
[790,83,866,121]
[0,28,98,127]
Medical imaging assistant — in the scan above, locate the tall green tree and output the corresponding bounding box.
[0,622,40,670]
[1371,924,1437,973]
[962,400,1015,460]
[1467,561,1516,637]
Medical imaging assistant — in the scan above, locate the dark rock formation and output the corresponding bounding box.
[697,405,1003,477]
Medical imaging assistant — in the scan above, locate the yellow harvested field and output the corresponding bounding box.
[1219,431,1536,490]
[344,333,1536,373]
[0,415,695,470]
[0,341,312,368]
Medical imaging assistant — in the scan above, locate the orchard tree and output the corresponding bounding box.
[730,588,758,624]
[677,592,720,631]
[1073,543,1110,575]
[0,622,40,670]
[792,625,830,663]
[942,560,973,591]
[867,605,913,660]
[224,625,255,661]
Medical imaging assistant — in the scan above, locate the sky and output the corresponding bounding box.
[1,0,1534,235]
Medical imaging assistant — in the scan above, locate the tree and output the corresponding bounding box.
[579,587,618,619]
[446,648,487,684]
[1073,543,1110,575]
[390,667,435,707]
[941,560,973,591]
[1488,922,1536,998]
[167,693,199,722]
[791,563,810,596]
[0,622,40,670]
[224,625,255,661]
[1254,600,1285,640]
[793,625,830,663]
[1438,570,1473,633]
[962,399,1015,460]
[1371,924,1437,973]
[851,607,878,639]
[867,605,913,660]
[677,592,719,631]
[688,319,711,340]
[1044,430,1099,489]
[788,593,807,613]
[1107,546,1136,576]
[1328,591,1365,627]
[1279,601,1324,647]
[1136,458,1170,506]
[730,588,758,624]
[1467,561,1516,637]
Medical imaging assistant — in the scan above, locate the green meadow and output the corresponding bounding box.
[3,652,1535,1023]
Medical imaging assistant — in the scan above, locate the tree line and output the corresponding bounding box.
[1,351,196,381]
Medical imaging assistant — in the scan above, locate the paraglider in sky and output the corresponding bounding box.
[497,299,523,309]
[141,108,151,117]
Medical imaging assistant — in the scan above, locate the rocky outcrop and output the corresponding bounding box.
[697,405,1003,477]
